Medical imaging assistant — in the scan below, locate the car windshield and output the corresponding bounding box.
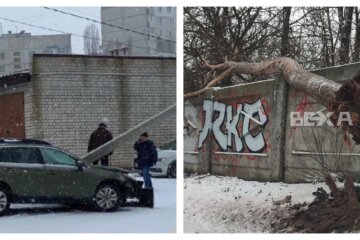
[159,140,176,150]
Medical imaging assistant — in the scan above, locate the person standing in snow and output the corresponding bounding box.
[134,132,157,189]
[88,123,113,166]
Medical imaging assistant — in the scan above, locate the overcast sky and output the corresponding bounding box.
[0,7,101,54]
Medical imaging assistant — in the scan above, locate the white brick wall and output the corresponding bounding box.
[26,55,176,168]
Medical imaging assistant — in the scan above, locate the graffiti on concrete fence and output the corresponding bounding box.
[198,97,269,153]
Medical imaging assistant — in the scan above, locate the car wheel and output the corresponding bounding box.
[0,188,10,216]
[94,184,121,212]
[167,161,176,178]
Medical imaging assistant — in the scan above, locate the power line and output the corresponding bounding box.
[65,7,148,21]
[63,7,101,19]
[0,16,170,53]
[0,16,69,35]
[43,7,176,45]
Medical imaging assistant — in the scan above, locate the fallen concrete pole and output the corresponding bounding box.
[82,104,176,164]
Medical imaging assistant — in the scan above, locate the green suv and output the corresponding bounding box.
[0,139,153,216]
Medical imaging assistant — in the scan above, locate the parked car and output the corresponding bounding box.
[134,140,176,178]
[0,138,153,216]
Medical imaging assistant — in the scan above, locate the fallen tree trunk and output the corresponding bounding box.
[184,57,360,144]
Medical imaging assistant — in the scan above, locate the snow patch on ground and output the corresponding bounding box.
[184,174,330,233]
[0,178,176,233]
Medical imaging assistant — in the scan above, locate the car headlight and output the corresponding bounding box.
[126,174,138,182]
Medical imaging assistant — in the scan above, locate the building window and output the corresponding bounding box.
[110,48,129,56]
[0,53,4,60]
[122,48,129,56]
[167,7,171,13]
[110,49,119,56]
[29,51,35,60]
[13,52,20,57]
[14,58,21,63]
[0,65,5,72]
[158,7,162,12]
[63,46,71,54]
[14,64,21,70]
[43,49,54,54]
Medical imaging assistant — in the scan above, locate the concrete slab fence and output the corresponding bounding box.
[184,62,360,183]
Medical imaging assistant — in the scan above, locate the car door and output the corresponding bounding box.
[40,147,92,199]
[5,146,47,198]
[0,147,13,187]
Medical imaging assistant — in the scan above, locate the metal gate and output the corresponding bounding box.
[0,92,25,139]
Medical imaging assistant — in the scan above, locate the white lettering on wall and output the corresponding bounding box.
[198,98,268,153]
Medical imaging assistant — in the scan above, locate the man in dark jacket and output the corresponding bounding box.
[88,123,113,166]
[134,132,157,189]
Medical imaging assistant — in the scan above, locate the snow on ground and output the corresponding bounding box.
[184,174,330,233]
[0,177,176,233]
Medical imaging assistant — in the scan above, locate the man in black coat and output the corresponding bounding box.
[88,123,113,166]
[134,132,157,189]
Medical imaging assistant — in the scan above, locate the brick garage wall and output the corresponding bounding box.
[28,54,176,168]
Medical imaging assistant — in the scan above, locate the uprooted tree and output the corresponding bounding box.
[184,56,360,205]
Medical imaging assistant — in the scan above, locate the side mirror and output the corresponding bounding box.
[76,160,86,171]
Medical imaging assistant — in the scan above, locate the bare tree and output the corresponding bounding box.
[281,7,292,56]
[339,7,354,64]
[184,7,360,94]
[184,7,360,143]
[184,7,285,93]
[183,6,360,218]
[291,126,358,203]
[83,23,101,55]
[353,8,360,62]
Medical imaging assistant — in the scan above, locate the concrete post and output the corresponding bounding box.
[82,104,176,163]
[270,73,288,181]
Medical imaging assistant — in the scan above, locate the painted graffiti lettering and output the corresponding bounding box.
[212,101,227,150]
[290,111,353,126]
[226,104,243,152]
[198,98,269,153]
[198,100,213,147]
[243,100,269,152]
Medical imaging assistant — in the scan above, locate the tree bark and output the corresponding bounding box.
[344,177,358,204]
[325,175,339,198]
[339,7,354,64]
[326,8,335,66]
[354,8,360,62]
[281,7,292,56]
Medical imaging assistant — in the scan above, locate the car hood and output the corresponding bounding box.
[92,165,130,174]
[157,149,176,159]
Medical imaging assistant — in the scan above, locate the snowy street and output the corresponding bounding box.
[0,177,176,233]
[184,174,330,233]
